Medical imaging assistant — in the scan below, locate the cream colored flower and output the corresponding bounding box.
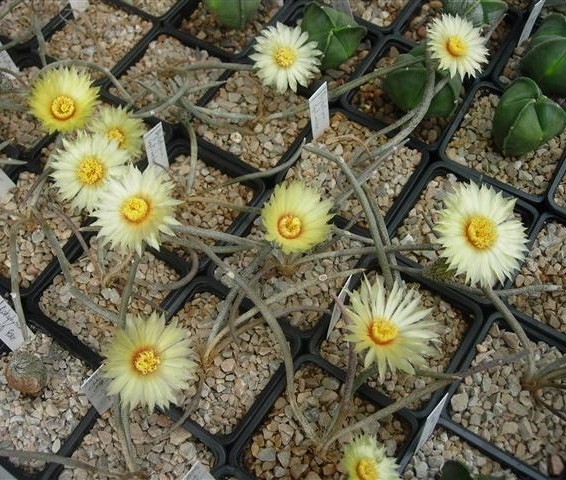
[103,312,195,411]
[28,67,99,133]
[50,132,130,212]
[345,275,437,381]
[92,164,181,255]
[427,13,488,79]
[88,105,145,160]
[261,181,333,254]
[435,182,528,287]
[250,22,322,93]
[341,435,401,480]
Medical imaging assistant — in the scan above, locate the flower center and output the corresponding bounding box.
[274,46,297,69]
[108,127,125,147]
[132,348,160,375]
[368,318,398,346]
[465,215,497,249]
[77,156,105,185]
[51,95,76,120]
[356,458,378,480]
[446,36,467,57]
[277,214,302,239]
[121,196,150,224]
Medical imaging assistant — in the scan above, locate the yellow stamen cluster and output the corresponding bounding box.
[77,156,105,185]
[356,459,378,480]
[368,318,399,346]
[274,46,297,68]
[121,197,150,223]
[133,348,160,375]
[107,127,125,147]
[51,95,76,120]
[446,36,467,57]
[277,214,302,239]
[465,215,497,249]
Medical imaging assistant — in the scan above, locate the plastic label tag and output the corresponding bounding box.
[331,0,354,18]
[0,42,19,76]
[327,274,352,340]
[144,122,169,170]
[309,82,330,140]
[0,295,30,351]
[182,461,215,480]
[81,366,114,414]
[414,393,449,453]
[0,465,17,480]
[0,169,16,196]
[518,0,546,45]
[69,0,89,16]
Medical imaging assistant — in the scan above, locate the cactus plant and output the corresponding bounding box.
[203,0,261,30]
[442,0,507,26]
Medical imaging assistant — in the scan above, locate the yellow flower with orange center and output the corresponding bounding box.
[261,181,333,254]
[435,182,528,287]
[341,435,401,480]
[103,312,195,411]
[28,67,99,133]
[427,13,488,79]
[345,275,437,381]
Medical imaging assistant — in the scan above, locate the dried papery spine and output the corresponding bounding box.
[5,351,47,397]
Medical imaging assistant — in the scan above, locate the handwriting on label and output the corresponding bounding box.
[0,295,28,351]
[80,366,114,414]
[143,122,169,170]
[309,82,330,140]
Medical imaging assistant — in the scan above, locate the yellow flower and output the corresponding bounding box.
[103,312,195,411]
[92,164,181,256]
[261,181,333,254]
[88,105,146,160]
[345,275,437,381]
[427,13,488,79]
[341,435,401,480]
[250,22,322,93]
[28,67,99,133]
[50,132,130,212]
[435,182,528,287]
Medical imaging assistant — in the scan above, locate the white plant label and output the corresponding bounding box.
[81,366,114,414]
[415,393,449,453]
[0,465,17,480]
[144,122,169,170]
[518,0,546,45]
[0,169,16,196]
[309,82,330,139]
[0,295,29,351]
[69,0,89,16]
[0,42,19,75]
[327,274,352,340]
[182,461,216,480]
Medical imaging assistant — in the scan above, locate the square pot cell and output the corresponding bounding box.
[38,236,181,352]
[44,0,152,75]
[444,87,566,198]
[163,152,255,252]
[392,171,530,278]
[350,43,460,146]
[0,64,49,151]
[320,0,408,29]
[212,218,365,332]
[58,411,216,480]
[242,362,413,479]
[0,0,67,44]
[0,169,82,290]
[285,111,424,227]
[0,332,91,474]
[122,0,179,18]
[319,276,475,413]
[170,290,286,437]
[403,426,518,479]
[509,220,566,333]
[449,322,565,476]
[196,70,310,171]
[108,35,224,123]
[178,0,282,56]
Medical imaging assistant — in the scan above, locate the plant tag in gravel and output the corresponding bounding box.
[0,168,16,196]
[144,122,169,170]
[81,366,114,414]
[69,0,89,17]
[0,295,32,350]
[182,461,215,480]
[0,42,19,77]
[518,0,546,45]
[415,393,449,452]
[327,274,352,340]
[0,465,17,480]
[309,82,330,139]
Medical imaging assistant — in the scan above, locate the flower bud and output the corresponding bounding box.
[5,351,47,397]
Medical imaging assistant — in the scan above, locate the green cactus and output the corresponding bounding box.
[439,460,499,480]
[520,14,566,97]
[492,77,566,156]
[202,0,261,29]
[442,0,507,26]
[301,2,366,70]
[382,45,462,118]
